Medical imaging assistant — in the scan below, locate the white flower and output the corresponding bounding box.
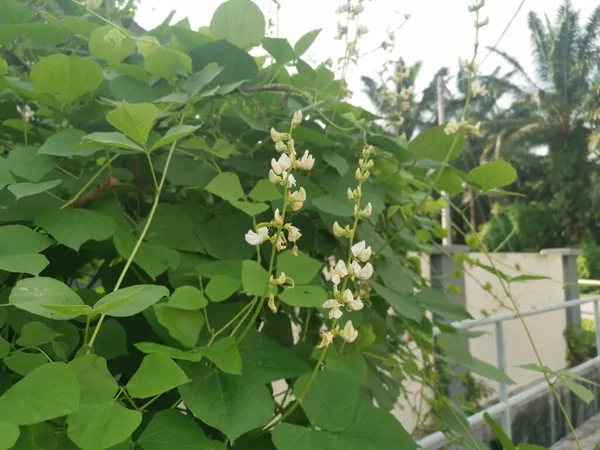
[341,288,364,310]
[444,119,460,135]
[296,150,315,170]
[17,104,34,122]
[351,241,372,262]
[276,235,287,251]
[357,25,369,35]
[400,87,413,101]
[269,169,282,184]
[271,153,292,175]
[317,330,335,348]
[288,187,306,211]
[472,82,488,97]
[282,171,296,187]
[323,299,343,319]
[458,57,470,69]
[270,127,289,142]
[341,321,358,343]
[330,260,348,285]
[245,227,270,245]
[287,225,302,243]
[292,110,303,128]
[351,261,373,281]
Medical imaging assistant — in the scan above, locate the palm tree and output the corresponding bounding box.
[487,0,600,244]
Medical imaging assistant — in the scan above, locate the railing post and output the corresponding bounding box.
[430,245,470,403]
[540,248,582,327]
[495,321,512,438]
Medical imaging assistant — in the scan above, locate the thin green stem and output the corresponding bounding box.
[210,297,257,345]
[83,316,91,346]
[120,387,140,411]
[140,393,161,411]
[62,154,119,209]
[55,165,78,179]
[145,152,159,190]
[264,344,329,431]
[86,115,185,352]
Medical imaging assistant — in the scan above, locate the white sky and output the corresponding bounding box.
[135,0,595,112]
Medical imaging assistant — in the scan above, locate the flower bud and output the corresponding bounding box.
[291,110,303,128]
[362,202,372,217]
[268,293,277,312]
[275,141,288,152]
[273,208,284,227]
[347,188,355,200]
[355,167,362,180]
[332,221,348,237]
[270,127,289,143]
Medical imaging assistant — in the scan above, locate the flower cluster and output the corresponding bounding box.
[245,111,314,256]
[444,119,482,137]
[317,145,376,349]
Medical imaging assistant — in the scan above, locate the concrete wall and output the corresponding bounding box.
[465,252,569,394]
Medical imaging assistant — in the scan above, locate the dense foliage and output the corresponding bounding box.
[0,0,538,449]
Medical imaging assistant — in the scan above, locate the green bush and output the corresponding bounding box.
[564,319,596,366]
[578,242,600,293]
[477,202,560,251]
[0,1,521,449]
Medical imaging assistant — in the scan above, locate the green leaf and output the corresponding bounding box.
[205,275,241,302]
[262,37,296,64]
[313,194,353,217]
[10,277,85,320]
[137,410,213,450]
[7,180,62,199]
[113,231,181,279]
[210,0,265,49]
[241,260,269,296]
[249,179,280,202]
[150,125,200,151]
[178,365,275,442]
[483,413,515,450]
[62,15,98,37]
[561,377,594,404]
[371,282,423,322]
[409,124,464,162]
[295,369,359,432]
[434,170,465,195]
[82,132,145,152]
[31,55,103,104]
[277,250,322,285]
[135,342,203,362]
[106,102,158,146]
[4,352,48,376]
[36,209,115,251]
[89,25,136,63]
[16,321,62,347]
[0,362,80,425]
[110,75,159,103]
[93,285,169,317]
[38,128,101,157]
[0,337,9,359]
[143,203,203,252]
[0,0,32,24]
[0,254,48,276]
[184,65,224,97]
[467,160,517,192]
[8,146,55,182]
[279,285,328,308]
[414,287,473,321]
[93,319,129,361]
[168,286,208,310]
[229,200,269,216]
[66,402,141,450]
[0,157,15,190]
[294,29,321,57]
[204,172,245,201]
[127,353,190,398]
[272,403,417,450]
[70,355,119,404]
[322,151,349,176]
[154,304,204,348]
[196,260,243,279]
[145,47,192,80]
[0,422,19,450]
[238,330,309,383]
[196,337,242,375]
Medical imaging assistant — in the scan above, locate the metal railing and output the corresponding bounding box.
[417,282,600,449]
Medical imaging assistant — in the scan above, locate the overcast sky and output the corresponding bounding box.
[135,0,595,112]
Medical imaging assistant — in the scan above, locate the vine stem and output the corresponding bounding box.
[264,344,329,431]
[62,154,119,209]
[86,115,185,353]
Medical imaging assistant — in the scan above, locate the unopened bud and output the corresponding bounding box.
[268,293,277,312]
[275,141,287,152]
[270,128,289,143]
[291,110,303,128]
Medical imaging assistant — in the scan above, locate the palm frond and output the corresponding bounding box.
[527,11,551,83]
[486,47,539,90]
